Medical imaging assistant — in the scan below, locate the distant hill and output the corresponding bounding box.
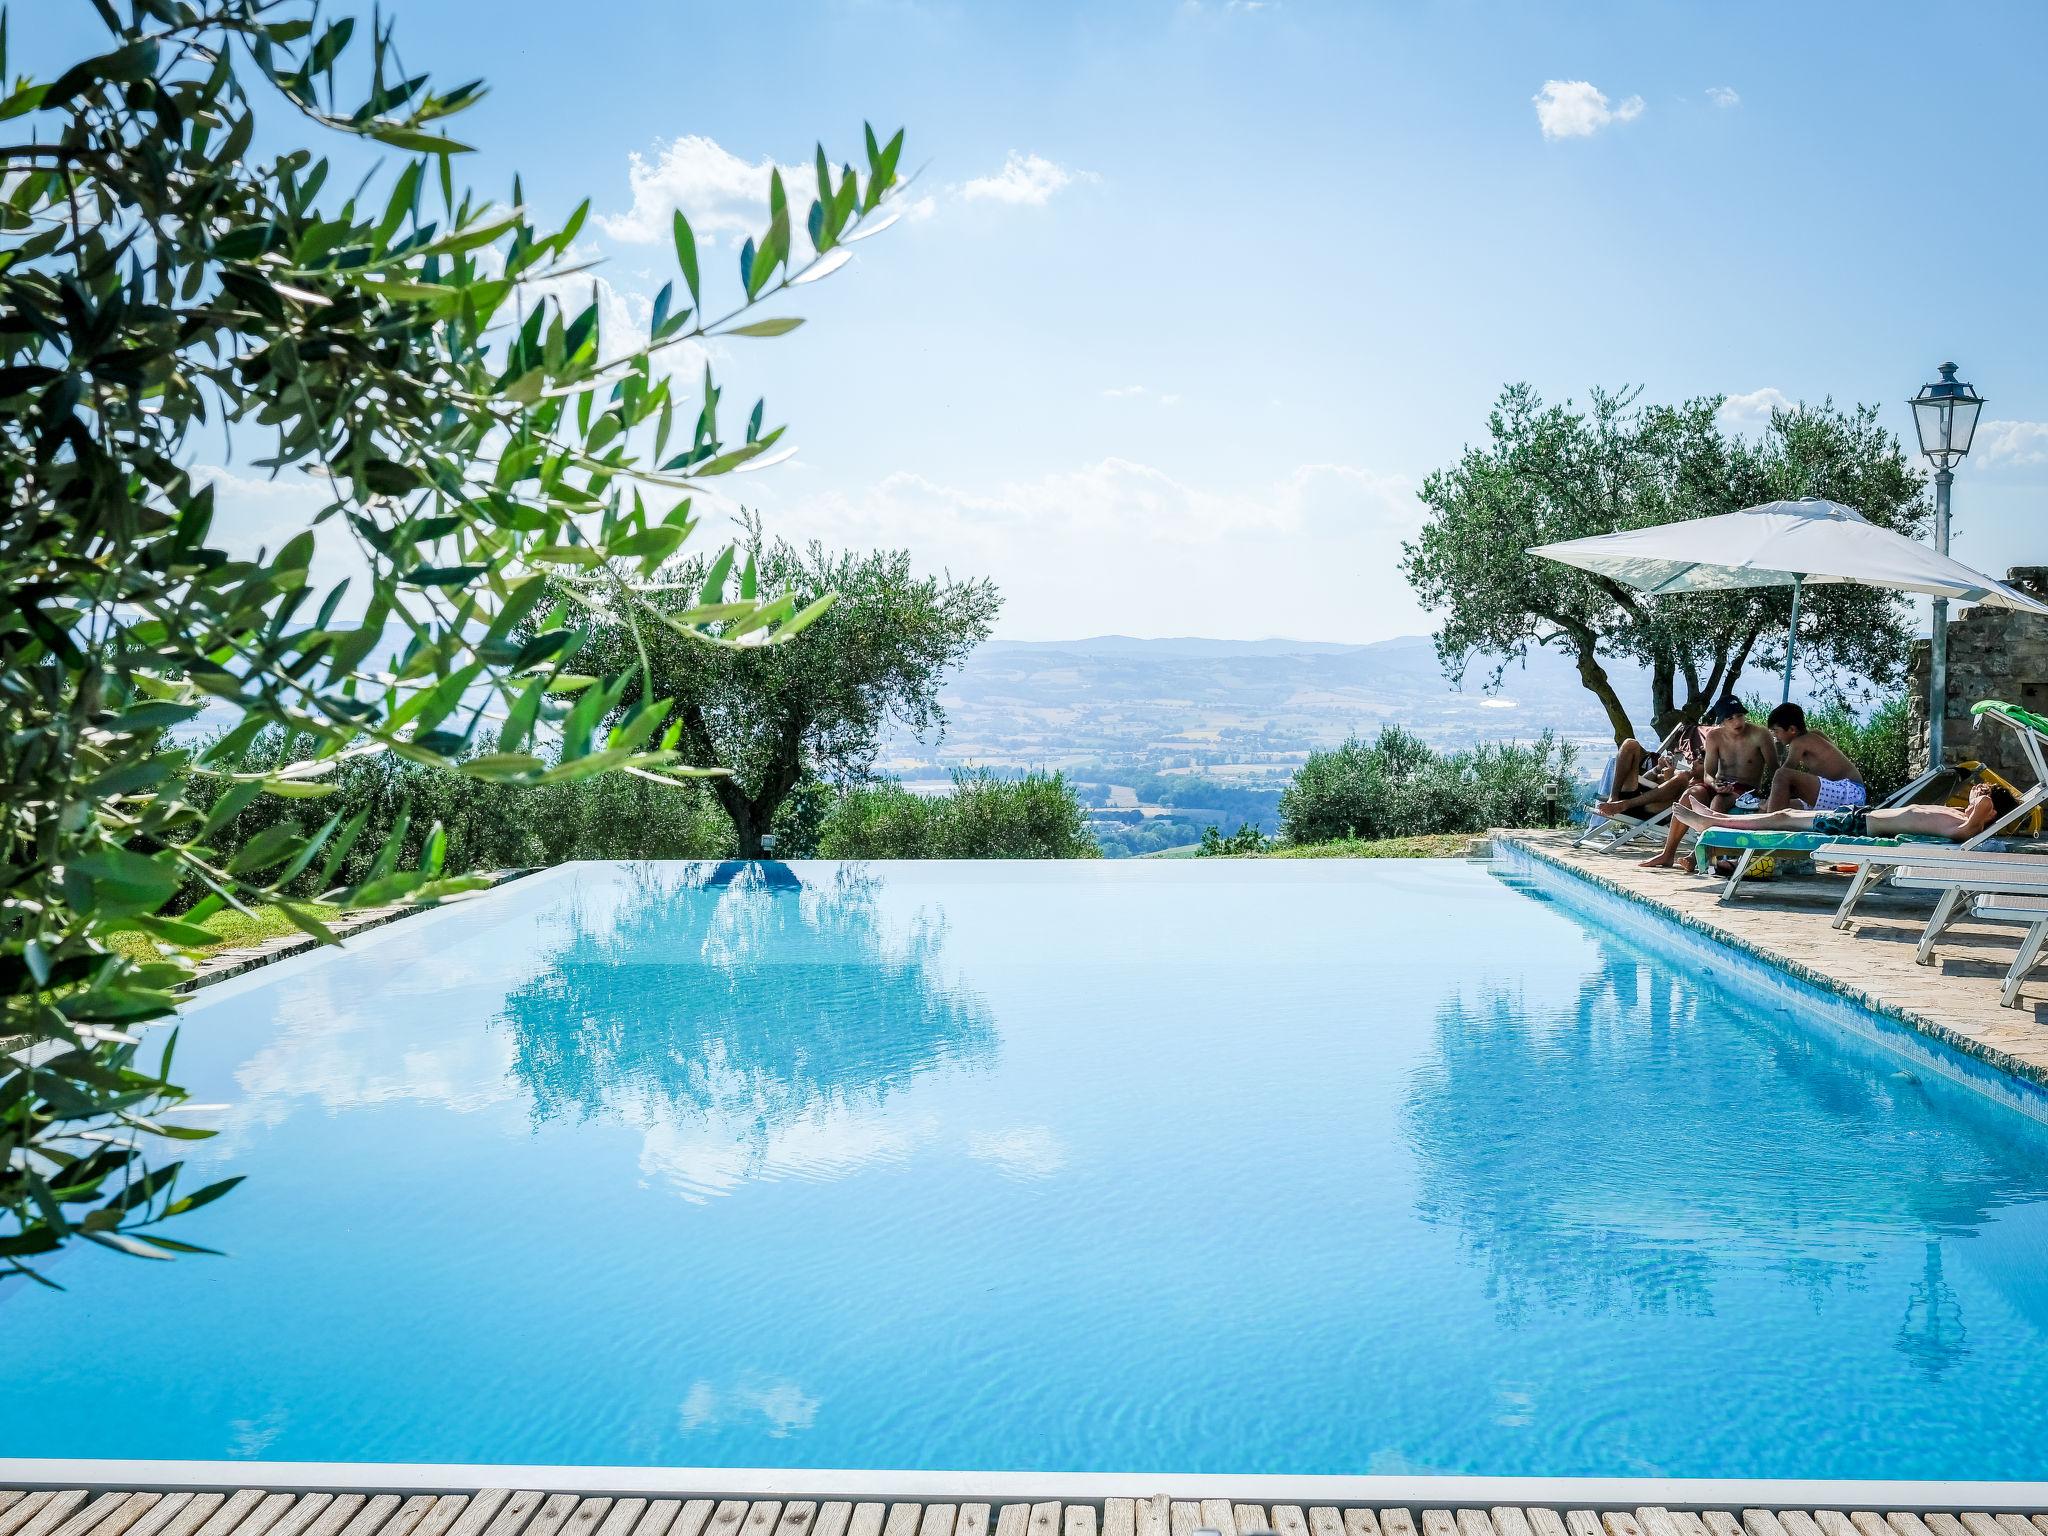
[883,633,1658,780]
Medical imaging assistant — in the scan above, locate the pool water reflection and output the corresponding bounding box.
[6,858,2048,1477]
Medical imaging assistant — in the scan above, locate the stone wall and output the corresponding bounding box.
[1907,565,2048,777]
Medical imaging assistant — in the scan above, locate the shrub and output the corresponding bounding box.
[1197,823,1270,857]
[818,770,1097,858]
[1279,728,1575,845]
[184,734,732,897]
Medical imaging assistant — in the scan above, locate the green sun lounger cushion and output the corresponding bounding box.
[1689,828,1949,873]
[1975,699,2048,739]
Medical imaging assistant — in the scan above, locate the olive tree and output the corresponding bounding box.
[572,535,1001,856]
[0,0,910,1281]
[1401,385,1927,743]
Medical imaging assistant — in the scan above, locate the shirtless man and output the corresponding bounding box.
[1763,702,1865,813]
[1639,697,1777,869]
[1672,781,2019,843]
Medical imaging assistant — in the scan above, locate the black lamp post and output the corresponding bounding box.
[1908,361,1985,766]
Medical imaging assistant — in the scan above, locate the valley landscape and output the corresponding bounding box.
[882,635,1647,853]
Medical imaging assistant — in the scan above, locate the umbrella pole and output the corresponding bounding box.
[1780,577,1802,705]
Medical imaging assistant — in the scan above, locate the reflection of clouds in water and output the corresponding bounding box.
[497,863,998,1199]
[234,1017,518,1119]
[212,935,536,1153]
[229,1408,288,1458]
[638,1108,931,1203]
[679,1376,819,1438]
[968,1125,1068,1180]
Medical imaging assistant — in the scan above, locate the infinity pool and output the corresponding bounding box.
[8,858,2048,1477]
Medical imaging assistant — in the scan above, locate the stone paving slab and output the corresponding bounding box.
[1501,830,2048,1085]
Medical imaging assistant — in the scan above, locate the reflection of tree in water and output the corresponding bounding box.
[495,862,996,1160]
[1405,946,2042,1379]
[1897,1242,1968,1381]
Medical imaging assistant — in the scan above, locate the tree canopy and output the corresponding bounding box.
[573,535,1001,856]
[1401,385,1928,742]
[0,0,909,1280]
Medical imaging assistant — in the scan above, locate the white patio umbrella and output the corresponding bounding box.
[1530,497,2048,703]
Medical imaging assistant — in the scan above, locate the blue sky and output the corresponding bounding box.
[30,1,2048,641]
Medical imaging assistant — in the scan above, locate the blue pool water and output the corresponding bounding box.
[9,857,2048,1477]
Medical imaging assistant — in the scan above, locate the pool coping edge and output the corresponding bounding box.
[1494,832,2048,1094]
[5,1461,2048,1512]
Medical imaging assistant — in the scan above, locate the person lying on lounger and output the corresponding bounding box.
[1671,781,2019,843]
[1763,702,1865,813]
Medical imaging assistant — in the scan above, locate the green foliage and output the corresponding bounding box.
[817,771,1098,859]
[767,776,835,859]
[571,534,1001,856]
[0,1,908,1279]
[1279,728,1576,845]
[187,731,733,884]
[1402,385,1929,743]
[1090,818,1208,859]
[1196,822,1269,856]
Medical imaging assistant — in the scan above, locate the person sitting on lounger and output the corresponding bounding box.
[1594,723,1704,819]
[1639,696,1778,869]
[1672,781,2019,843]
[1763,702,1865,813]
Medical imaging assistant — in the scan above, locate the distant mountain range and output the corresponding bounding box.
[883,633,1658,781]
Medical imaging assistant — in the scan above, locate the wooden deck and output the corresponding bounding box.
[6,1489,2048,1536]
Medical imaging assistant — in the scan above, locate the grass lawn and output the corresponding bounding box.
[1261,832,1481,859]
[107,902,339,963]
[1142,831,1488,860]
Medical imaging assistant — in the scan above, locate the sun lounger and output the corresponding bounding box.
[1577,726,1693,854]
[1973,699,2048,833]
[1822,843,2046,928]
[1689,829,1943,902]
[1968,891,2048,1007]
[1890,858,2048,967]
[1815,702,2048,924]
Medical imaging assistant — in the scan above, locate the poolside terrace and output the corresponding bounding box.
[1498,830,2048,1084]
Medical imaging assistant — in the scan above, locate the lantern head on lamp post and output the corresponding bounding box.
[1907,361,1985,768]
[1910,362,1984,474]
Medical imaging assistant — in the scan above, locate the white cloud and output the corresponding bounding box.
[679,1378,819,1439]
[1717,385,1794,436]
[743,456,1428,642]
[1532,80,1646,140]
[1706,85,1741,108]
[969,1125,1069,1179]
[598,134,823,246]
[960,152,1092,207]
[1972,420,2048,469]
